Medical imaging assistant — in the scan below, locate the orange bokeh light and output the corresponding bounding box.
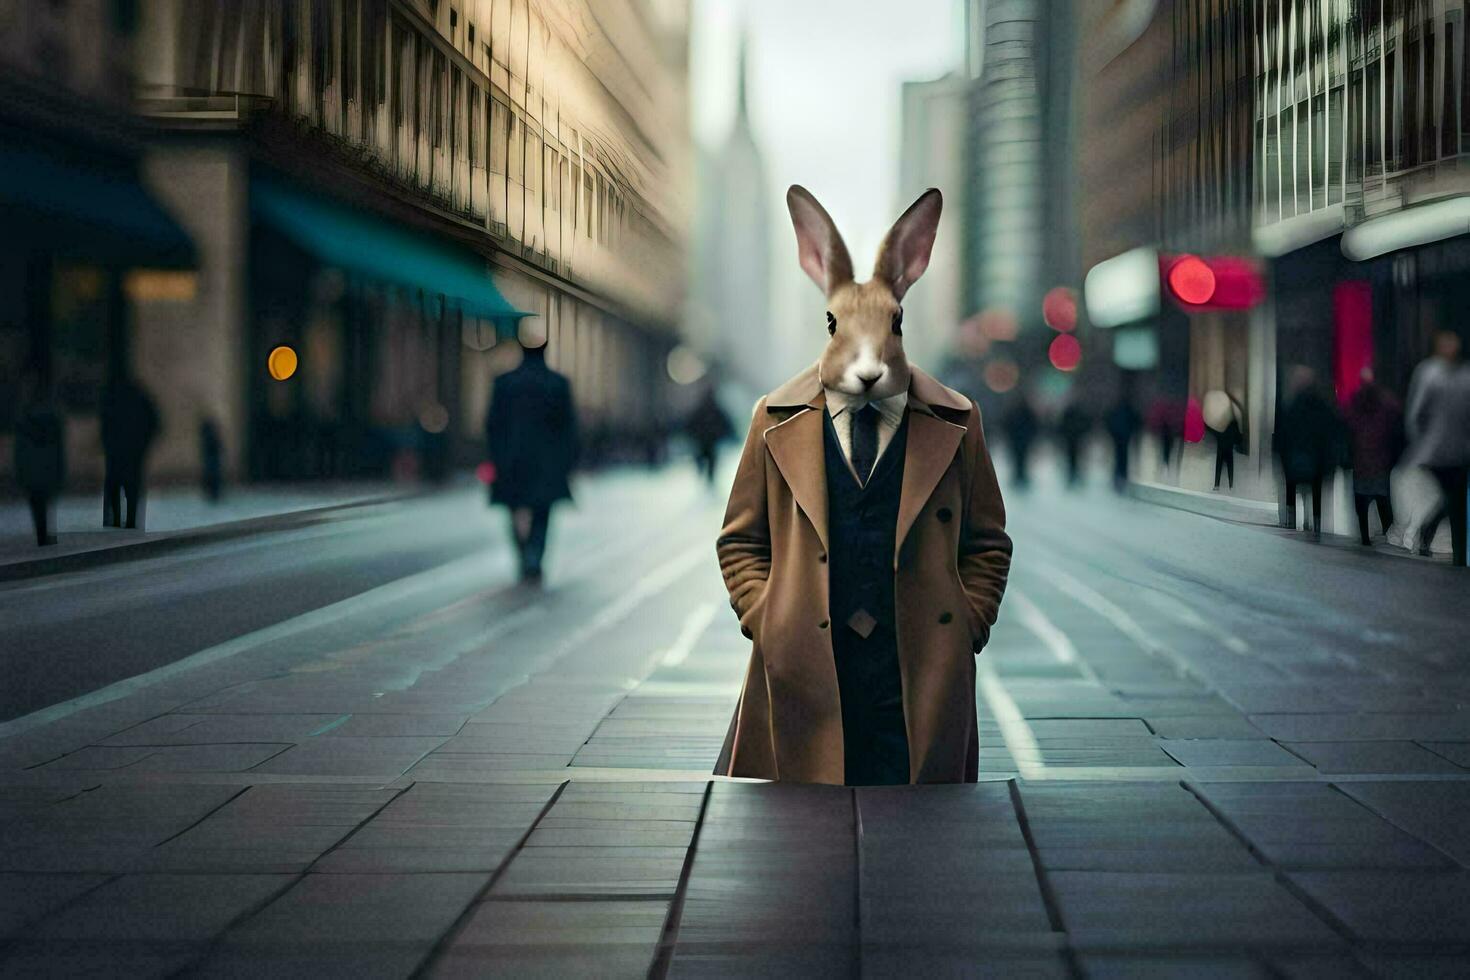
[1167,255,1217,305]
[983,359,1020,393]
[267,345,298,381]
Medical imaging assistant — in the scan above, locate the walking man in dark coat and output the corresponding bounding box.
[485,341,579,584]
[14,373,66,546]
[1276,366,1340,539]
[685,385,733,486]
[101,373,160,530]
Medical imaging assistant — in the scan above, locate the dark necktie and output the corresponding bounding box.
[852,403,879,485]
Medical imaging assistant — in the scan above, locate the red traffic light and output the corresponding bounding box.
[1161,254,1264,311]
[1166,255,1216,305]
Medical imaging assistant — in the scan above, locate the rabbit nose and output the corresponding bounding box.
[857,371,882,389]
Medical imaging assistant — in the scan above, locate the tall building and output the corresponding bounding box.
[1078,0,1470,534]
[965,0,1079,337]
[3,0,692,488]
[956,0,1087,422]
[897,72,969,374]
[689,34,772,394]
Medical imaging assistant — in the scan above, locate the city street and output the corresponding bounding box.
[1,461,1468,977]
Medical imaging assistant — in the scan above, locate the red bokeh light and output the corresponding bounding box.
[1183,397,1206,443]
[1048,334,1082,372]
[1167,255,1217,305]
[476,461,497,484]
[1042,287,1078,332]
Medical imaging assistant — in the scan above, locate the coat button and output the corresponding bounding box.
[818,553,827,563]
[936,508,953,523]
[938,611,953,624]
[818,620,829,630]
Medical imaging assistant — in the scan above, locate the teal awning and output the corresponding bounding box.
[0,142,195,268]
[251,178,530,325]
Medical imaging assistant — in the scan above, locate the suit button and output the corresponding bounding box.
[937,508,953,523]
[938,611,953,624]
[818,553,827,563]
[818,620,829,630]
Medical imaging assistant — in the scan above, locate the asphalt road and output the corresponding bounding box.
[0,471,719,724]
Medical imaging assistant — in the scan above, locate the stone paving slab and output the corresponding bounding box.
[1283,740,1467,774]
[1291,870,1470,943]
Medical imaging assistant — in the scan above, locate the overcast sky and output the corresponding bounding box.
[689,0,964,276]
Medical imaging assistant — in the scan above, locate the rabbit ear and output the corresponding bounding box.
[873,188,942,301]
[787,185,854,296]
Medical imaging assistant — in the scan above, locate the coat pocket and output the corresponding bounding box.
[738,584,770,641]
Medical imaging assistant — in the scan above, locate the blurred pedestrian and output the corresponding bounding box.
[1146,396,1182,473]
[1202,390,1244,491]
[485,341,579,584]
[1057,400,1092,488]
[101,373,159,530]
[684,385,733,486]
[1276,367,1339,539]
[1343,369,1403,547]
[1104,395,1142,493]
[1001,395,1038,488]
[14,372,65,546]
[1407,332,1470,565]
[199,418,224,503]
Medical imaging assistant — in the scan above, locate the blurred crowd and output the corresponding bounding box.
[992,332,1470,568]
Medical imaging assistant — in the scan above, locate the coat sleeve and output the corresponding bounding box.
[716,398,772,640]
[958,403,1013,652]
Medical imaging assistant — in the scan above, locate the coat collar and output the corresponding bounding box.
[766,362,971,416]
[763,363,970,560]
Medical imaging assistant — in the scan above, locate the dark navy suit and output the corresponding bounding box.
[823,409,911,785]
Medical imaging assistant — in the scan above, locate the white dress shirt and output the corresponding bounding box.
[824,389,908,482]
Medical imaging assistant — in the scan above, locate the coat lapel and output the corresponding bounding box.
[765,406,829,552]
[895,404,966,561]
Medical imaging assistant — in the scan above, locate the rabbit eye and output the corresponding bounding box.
[892,309,904,336]
[826,311,836,336]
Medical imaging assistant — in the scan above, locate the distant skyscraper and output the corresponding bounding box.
[898,72,970,372]
[690,34,773,393]
[965,0,1078,332]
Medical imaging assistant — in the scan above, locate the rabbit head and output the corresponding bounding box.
[787,185,942,401]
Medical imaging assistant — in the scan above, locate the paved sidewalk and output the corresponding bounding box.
[0,481,417,572]
[1,469,1468,976]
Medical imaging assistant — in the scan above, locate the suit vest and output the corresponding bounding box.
[823,408,909,638]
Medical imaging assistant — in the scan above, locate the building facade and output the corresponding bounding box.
[3,0,691,493]
[1,0,197,487]
[1079,0,1470,538]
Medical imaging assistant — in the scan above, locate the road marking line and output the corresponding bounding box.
[527,546,710,679]
[661,602,719,667]
[978,660,1045,779]
[1009,589,1078,664]
[1041,564,1202,682]
[1138,588,1252,655]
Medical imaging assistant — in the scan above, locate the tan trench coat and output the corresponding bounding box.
[715,364,1012,784]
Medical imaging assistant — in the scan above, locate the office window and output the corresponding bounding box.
[508,113,523,182]
[432,50,446,149]
[544,146,559,210]
[468,24,475,47]
[470,86,483,166]
[526,131,541,194]
[582,171,594,237]
[490,98,509,173]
